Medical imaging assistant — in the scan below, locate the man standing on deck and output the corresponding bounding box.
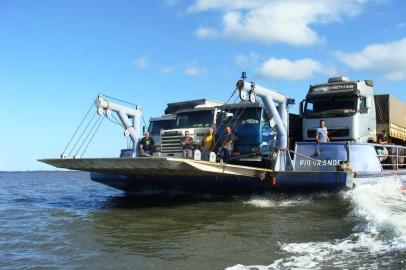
[316,120,330,143]
[181,131,194,159]
[219,126,235,163]
[139,132,155,157]
[201,128,215,161]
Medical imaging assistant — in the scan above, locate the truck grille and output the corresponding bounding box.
[307,128,350,139]
[161,133,182,153]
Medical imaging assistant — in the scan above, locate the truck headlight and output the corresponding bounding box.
[251,146,260,153]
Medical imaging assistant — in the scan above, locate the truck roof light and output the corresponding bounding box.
[328,76,349,83]
[365,80,374,87]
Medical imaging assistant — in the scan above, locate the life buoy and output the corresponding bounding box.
[376,147,388,162]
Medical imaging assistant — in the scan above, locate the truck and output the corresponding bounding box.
[215,103,286,163]
[215,104,299,166]
[147,115,176,154]
[300,76,406,145]
[159,99,223,157]
[374,94,406,144]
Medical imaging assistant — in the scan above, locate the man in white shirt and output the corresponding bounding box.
[316,120,330,143]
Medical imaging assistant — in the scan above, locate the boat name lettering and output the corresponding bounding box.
[299,159,341,166]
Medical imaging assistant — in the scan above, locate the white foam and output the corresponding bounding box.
[345,179,406,236]
[228,180,406,270]
[244,198,311,208]
[244,194,314,208]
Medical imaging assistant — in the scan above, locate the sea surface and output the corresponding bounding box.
[0,171,405,270]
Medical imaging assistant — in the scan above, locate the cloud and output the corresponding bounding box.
[195,27,219,38]
[189,0,374,46]
[133,56,150,69]
[184,66,207,77]
[189,0,269,12]
[235,52,259,67]
[165,0,180,7]
[161,66,176,74]
[257,57,334,80]
[335,37,406,80]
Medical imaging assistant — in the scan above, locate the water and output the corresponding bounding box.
[0,171,405,269]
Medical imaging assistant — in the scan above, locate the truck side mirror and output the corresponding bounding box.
[142,126,146,134]
[299,100,304,117]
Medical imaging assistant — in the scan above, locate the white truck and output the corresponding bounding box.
[300,76,406,144]
[147,115,176,154]
[158,99,223,157]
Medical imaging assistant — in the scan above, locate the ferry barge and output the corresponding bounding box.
[40,74,406,194]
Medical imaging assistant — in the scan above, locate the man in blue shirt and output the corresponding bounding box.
[316,120,330,143]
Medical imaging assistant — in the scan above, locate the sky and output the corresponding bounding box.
[1,0,406,170]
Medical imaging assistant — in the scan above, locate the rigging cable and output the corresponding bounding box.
[80,116,106,158]
[103,93,146,130]
[141,115,147,129]
[209,94,247,153]
[109,113,124,128]
[62,100,95,156]
[68,112,98,157]
[102,94,137,107]
[209,94,241,152]
[74,114,103,157]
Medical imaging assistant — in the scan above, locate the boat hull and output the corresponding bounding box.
[39,157,406,195]
[90,170,353,195]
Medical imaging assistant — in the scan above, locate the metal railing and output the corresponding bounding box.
[371,143,406,170]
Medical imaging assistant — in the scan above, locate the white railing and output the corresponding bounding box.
[371,143,406,170]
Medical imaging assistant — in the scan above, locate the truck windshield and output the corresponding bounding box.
[304,96,357,118]
[217,107,261,126]
[176,110,214,128]
[148,119,176,135]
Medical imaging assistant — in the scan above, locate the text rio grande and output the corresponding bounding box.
[299,159,342,166]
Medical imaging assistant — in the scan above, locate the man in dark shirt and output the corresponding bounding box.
[139,132,154,157]
[220,126,234,163]
[381,130,390,144]
[181,130,194,159]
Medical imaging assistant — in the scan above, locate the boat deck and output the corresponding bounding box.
[39,157,272,178]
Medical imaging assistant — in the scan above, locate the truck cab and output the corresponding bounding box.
[147,115,176,154]
[216,103,277,163]
[301,77,376,143]
[159,99,223,157]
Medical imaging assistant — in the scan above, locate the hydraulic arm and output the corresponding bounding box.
[95,94,142,155]
[236,74,291,170]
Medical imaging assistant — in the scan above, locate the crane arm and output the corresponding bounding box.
[95,94,142,155]
[236,77,290,170]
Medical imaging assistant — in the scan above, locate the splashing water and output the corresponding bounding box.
[243,192,335,208]
[228,179,406,270]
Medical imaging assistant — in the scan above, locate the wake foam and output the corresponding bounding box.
[243,192,335,208]
[228,179,406,270]
[244,198,311,208]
